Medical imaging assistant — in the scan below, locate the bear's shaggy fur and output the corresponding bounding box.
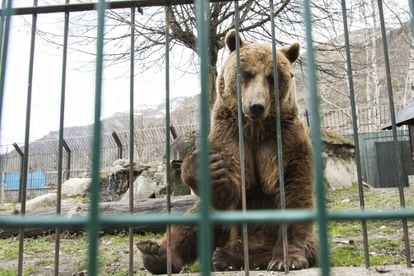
[137,30,316,273]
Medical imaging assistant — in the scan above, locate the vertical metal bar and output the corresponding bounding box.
[0,0,12,131]
[377,0,411,267]
[0,0,6,63]
[55,0,70,274]
[269,0,289,272]
[128,6,135,276]
[164,5,172,276]
[195,1,211,275]
[88,0,106,275]
[340,0,370,268]
[233,1,249,274]
[18,0,38,274]
[303,1,330,275]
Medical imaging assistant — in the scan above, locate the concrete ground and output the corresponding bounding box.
[169,265,414,275]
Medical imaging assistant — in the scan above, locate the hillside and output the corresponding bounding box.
[38,96,199,141]
[37,22,412,141]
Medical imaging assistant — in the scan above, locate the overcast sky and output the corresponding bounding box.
[1,2,201,148]
[1,0,411,149]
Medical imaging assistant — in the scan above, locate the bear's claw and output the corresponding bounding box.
[212,247,243,271]
[267,254,309,271]
[136,240,179,274]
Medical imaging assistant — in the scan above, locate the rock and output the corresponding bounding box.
[112,159,129,167]
[110,164,125,174]
[26,193,57,209]
[153,172,165,186]
[62,178,91,198]
[101,160,150,201]
[156,165,164,173]
[120,174,159,201]
[320,129,356,190]
[324,156,356,190]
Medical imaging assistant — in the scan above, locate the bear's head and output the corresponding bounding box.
[216,29,300,122]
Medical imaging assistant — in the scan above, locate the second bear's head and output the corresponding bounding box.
[216,29,300,121]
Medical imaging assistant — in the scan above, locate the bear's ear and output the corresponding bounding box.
[225,29,244,52]
[280,42,300,63]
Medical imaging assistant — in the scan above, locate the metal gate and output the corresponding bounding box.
[376,141,413,188]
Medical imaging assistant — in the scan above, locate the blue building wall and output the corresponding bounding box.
[0,171,46,190]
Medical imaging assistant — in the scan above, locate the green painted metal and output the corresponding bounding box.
[164,5,173,275]
[195,0,212,275]
[233,1,250,274]
[3,208,414,228]
[302,0,330,275]
[377,0,412,267]
[88,0,107,275]
[1,1,414,275]
[340,0,370,268]
[269,0,289,272]
[128,6,136,276]
[18,0,38,274]
[55,0,70,274]
[0,0,12,132]
[379,0,412,266]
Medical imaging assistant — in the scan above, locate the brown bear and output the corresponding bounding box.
[137,29,316,273]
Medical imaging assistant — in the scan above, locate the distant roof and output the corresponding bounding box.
[383,100,414,129]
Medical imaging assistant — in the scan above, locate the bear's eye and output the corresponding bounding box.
[290,72,294,78]
[242,70,254,80]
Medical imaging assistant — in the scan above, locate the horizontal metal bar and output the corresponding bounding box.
[0,0,232,16]
[1,209,414,228]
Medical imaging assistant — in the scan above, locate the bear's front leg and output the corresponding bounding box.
[137,224,197,274]
[181,150,241,210]
[267,224,316,271]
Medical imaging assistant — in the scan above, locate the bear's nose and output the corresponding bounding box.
[249,104,265,120]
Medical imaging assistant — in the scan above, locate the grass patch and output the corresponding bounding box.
[186,260,201,273]
[330,244,365,266]
[0,237,19,259]
[327,184,410,267]
[329,221,361,237]
[0,268,18,276]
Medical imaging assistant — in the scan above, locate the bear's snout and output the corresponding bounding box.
[249,103,265,120]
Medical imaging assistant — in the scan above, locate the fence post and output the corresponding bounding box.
[1,171,4,204]
[62,139,71,180]
[305,109,310,127]
[112,131,123,159]
[12,143,24,203]
[169,124,178,140]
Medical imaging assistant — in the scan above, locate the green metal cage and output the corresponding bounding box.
[0,1,413,276]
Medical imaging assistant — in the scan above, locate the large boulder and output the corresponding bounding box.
[62,178,91,198]
[120,172,161,201]
[26,193,57,209]
[321,129,356,190]
[101,159,149,201]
